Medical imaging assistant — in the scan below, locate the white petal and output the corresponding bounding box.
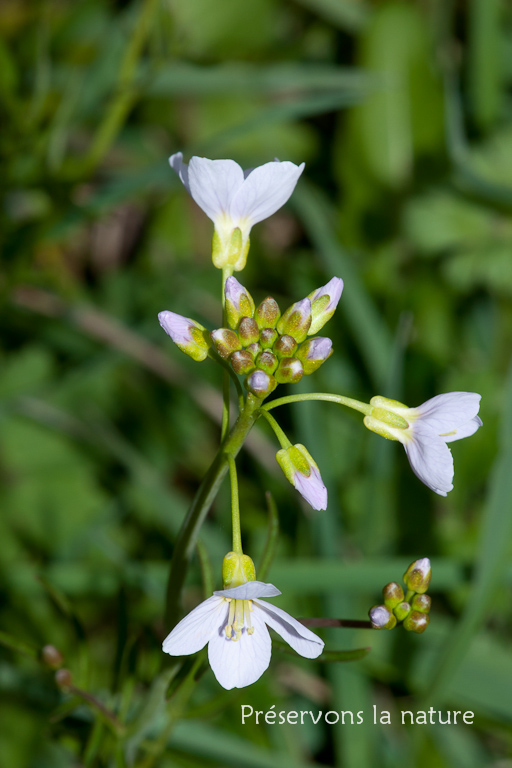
[415,392,482,436]
[158,310,193,345]
[214,581,281,600]
[230,161,305,225]
[187,157,245,222]
[162,596,226,656]
[208,609,271,689]
[309,276,344,310]
[254,600,324,659]
[169,152,190,193]
[442,415,483,443]
[404,425,454,496]
[293,466,328,511]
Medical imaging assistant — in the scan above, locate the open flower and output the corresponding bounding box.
[170,153,305,270]
[364,392,482,496]
[276,444,327,510]
[162,581,324,690]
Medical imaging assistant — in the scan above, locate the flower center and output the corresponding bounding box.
[224,598,254,641]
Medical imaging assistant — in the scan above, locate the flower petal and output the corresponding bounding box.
[214,581,281,600]
[404,425,454,496]
[293,465,328,511]
[188,157,245,222]
[415,392,482,436]
[169,152,190,193]
[441,415,483,443]
[162,596,227,656]
[230,160,305,225]
[207,609,272,689]
[254,599,324,659]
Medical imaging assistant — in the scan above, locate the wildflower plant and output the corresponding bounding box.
[160,154,483,689]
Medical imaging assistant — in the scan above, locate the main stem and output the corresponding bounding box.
[164,394,261,627]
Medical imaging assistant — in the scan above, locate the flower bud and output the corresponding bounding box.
[369,605,397,630]
[255,297,280,330]
[403,558,431,594]
[41,645,64,669]
[393,601,412,622]
[245,342,262,360]
[230,350,256,375]
[382,582,404,610]
[244,370,277,398]
[403,611,430,634]
[296,337,333,374]
[158,311,210,362]
[238,317,260,346]
[212,226,250,271]
[256,350,278,375]
[222,551,256,588]
[210,328,242,360]
[273,334,298,359]
[307,277,344,334]
[55,668,73,690]
[276,298,312,343]
[274,357,303,384]
[260,328,279,349]
[276,444,327,510]
[411,594,431,614]
[225,277,255,329]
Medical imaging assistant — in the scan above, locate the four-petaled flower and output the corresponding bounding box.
[162,580,324,690]
[364,392,482,496]
[170,153,305,271]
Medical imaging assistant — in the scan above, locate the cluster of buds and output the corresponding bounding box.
[210,276,343,398]
[369,557,432,634]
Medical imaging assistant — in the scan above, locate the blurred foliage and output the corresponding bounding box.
[1,0,512,766]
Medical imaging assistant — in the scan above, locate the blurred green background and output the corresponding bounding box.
[1,0,512,765]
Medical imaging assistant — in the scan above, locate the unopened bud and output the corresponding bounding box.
[403,611,430,634]
[393,601,412,622]
[296,336,333,374]
[55,668,73,690]
[403,558,431,594]
[245,370,277,398]
[382,582,404,610]
[230,350,256,375]
[255,297,280,330]
[256,350,278,375]
[225,277,255,329]
[276,444,327,510]
[158,311,210,362]
[411,594,431,614]
[222,551,256,588]
[274,357,303,384]
[41,645,64,669]
[276,298,312,343]
[260,328,279,349]
[238,317,260,346]
[369,605,397,630]
[245,342,262,360]
[273,334,298,359]
[211,328,242,360]
[307,277,344,334]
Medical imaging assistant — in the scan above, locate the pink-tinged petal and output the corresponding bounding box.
[207,609,272,689]
[188,157,245,222]
[254,599,324,659]
[158,310,193,345]
[230,160,305,225]
[162,596,226,656]
[293,465,327,511]
[309,276,344,309]
[441,415,483,443]
[214,581,281,600]
[169,152,191,193]
[415,392,482,436]
[404,425,454,496]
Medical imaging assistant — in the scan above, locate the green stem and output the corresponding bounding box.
[164,394,262,627]
[207,350,244,408]
[221,266,235,440]
[263,392,372,416]
[257,408,292,449]
[227,455,242,554]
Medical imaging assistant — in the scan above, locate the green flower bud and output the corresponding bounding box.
[274,357,303,384]
[276,298,312,343]
[273,334,298,359]
[230,350,256,375]
[225,277,255,329]
[41,645,64,669]
[393,601,412,622]
[210,328,242,360]
[403,558,431,594]
[296,337,333,374]
[411,594,431,614]
[307,277,343,334]
[260,328,279,349]
[382,582,404,610]
[244,370,277,398]
[55,668,73,690]
[369,605,397,630]
[403,610,430,634]
[255,297,281,330]
[256,350,278,375]
[238,317,260,346]
[158,311,211,362]
[222,551,256,588]
[245,342,262,360]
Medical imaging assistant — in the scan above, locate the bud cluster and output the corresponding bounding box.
[369,558,432,634]
[210,277,342,398]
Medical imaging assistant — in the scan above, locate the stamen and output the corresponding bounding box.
[224,598,236,638]
[244,600,254,635]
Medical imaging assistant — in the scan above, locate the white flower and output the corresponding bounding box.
[364,392,482,496]
[162,581,324,690]
[169,153,305,270]
[276,444,328,510]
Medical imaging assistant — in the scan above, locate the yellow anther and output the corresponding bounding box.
[225,625,232,638]
[439,430,457,437]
